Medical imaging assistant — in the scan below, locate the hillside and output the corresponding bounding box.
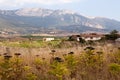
[0,8,120,34]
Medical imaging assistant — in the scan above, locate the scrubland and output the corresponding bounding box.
[0,40,120,80]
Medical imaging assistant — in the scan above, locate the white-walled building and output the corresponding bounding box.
[82,36,101,41]
[43,38,55,41]
[81,33,103,41]
[115,38,120,42]
[69,33,104,41]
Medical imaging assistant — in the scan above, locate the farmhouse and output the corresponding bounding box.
[43,38,55,41]
[81,33,103,41]
[69,33,104,41]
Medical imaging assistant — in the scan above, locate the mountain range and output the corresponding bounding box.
[0,8,120,34]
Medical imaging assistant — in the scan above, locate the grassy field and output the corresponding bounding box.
[0,40,120,80]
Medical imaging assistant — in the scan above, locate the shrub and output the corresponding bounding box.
[108,63,120,75]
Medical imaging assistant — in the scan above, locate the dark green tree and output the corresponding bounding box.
[105,30,119,41]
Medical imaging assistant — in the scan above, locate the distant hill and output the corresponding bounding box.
[0,8,120,34]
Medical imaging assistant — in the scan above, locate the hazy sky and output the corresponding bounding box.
[0,0,119,21]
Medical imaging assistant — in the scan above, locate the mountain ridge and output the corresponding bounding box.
[0,8,120,34]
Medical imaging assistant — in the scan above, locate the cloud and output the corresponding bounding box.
[17,0,80,4]
[0,0,82,9]
[0,0,80,5]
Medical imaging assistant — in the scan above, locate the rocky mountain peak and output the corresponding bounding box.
[15,8,76,17]
[0,8,119,34]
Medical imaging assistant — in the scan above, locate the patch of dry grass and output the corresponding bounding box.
[0,41,120,80]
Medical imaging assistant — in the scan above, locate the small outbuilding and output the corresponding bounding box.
[43,38,55,41]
